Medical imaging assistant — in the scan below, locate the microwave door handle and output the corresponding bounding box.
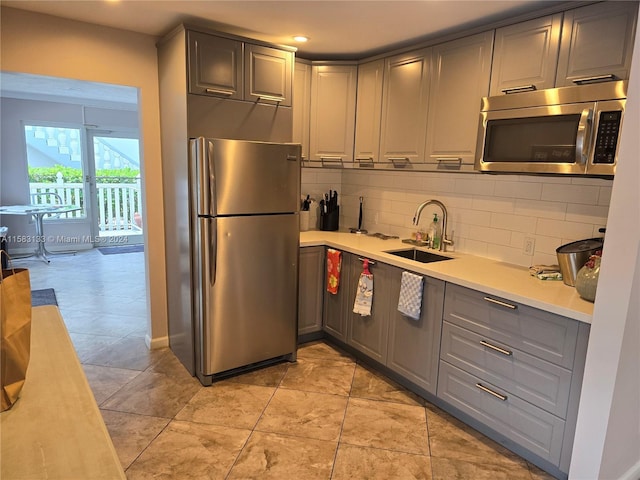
[576,108,593,165]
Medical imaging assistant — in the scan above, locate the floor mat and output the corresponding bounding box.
[98,245,144,255]
[31,288,58,306]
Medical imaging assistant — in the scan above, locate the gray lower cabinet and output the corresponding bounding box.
[298,246,325,335]
[346,257,393,364]
[386,268,444,395]
[438,283,589,473]
[322,250,352,341]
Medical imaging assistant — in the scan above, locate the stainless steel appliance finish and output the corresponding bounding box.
[556,238,603,287]
[476,81,627,176]
[188,138,300,385]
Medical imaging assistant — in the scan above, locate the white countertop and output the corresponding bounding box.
[301,231,593,324]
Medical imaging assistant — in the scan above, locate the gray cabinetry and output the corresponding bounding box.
[379,48,431,164]
[298,246,324,335]
[556,1,638,86]
[244,44,293,106]
[309,64,357,162]
[387,269,444,395]
[425,31,493,169]
[354,59,384,163]
[188,29,293,105]
[293,60,311,160]
[438,283,589,473]
[188,31,243,99]
[490,14,562,95]
[323,250,352,341]
[346,257,392,364]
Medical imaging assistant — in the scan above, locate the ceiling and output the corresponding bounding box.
[2,0,565,59]
[0,0,567,106]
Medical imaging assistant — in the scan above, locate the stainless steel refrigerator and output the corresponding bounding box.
[185,138,300,385]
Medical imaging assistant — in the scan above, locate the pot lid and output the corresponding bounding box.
[556,238,603,254]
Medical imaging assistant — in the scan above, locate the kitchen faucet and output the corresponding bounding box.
[412,199,454,251]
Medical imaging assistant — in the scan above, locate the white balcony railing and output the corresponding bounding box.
[30,181,143,233]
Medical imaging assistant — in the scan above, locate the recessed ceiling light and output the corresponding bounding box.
[293,36,309,43]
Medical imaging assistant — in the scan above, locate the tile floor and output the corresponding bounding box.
[23,248,556,479]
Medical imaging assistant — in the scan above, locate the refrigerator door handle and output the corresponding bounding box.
[192,137,216,216]
[207,219,217,288]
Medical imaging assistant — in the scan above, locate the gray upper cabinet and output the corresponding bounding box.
[490,14,562,95]
[556,1,638,87]
[188,31,243,99]
[244,44,293,106]
[387,269,444,395]
[354,59,384,164]
[379,48,431,164]
[188,30,293,105]
[346,257,392,364]
[425,31,493,168]
[298,246,325,336]
[309,64,357,162]
[293,60,311,159]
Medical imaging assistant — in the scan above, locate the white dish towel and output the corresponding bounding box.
[353,272,374,316]
[397,271,424,320]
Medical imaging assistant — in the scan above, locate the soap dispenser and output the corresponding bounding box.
[427,213,441,250]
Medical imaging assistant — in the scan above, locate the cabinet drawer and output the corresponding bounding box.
[437,361,565,466]
[441,321,572,417]
[444,284,578,368]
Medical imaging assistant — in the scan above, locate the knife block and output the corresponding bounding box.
[320,207,339,231]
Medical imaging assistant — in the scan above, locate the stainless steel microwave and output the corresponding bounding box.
[475,81,627,176]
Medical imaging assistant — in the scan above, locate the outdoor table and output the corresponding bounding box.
[0,204,82,263]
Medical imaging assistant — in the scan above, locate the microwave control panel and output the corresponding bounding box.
[593,111,622,164]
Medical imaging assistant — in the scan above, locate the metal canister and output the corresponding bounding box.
[556,238,603,286]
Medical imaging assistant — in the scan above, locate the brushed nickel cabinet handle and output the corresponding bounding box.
[501,84,536,94]
[390,157,410,168]
[480,340,513,356]
[258,94,285,102]
[572,74,616,85]
[320,157,344,168]
[476,383,507,401]
[483,296,517,310]
[205,88,234,96]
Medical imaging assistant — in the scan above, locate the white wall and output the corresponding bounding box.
[0,7,168,346]
[570,23,640,480]
[303,169,611,268]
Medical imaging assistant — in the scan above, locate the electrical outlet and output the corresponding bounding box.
[523,237,535,255]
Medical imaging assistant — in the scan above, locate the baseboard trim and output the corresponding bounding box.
[146,334,169,350]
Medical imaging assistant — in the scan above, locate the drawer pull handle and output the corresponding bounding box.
[572,74,616,85]
[480,340,513,356]
[357,257,375,265]
[205,88,234,96]
[501,84,536,94]
[476,383,507,401]
[483,296,517,310]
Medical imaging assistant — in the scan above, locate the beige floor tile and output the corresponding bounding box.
[225,362,289,387]
[175,382,275,429]
[227,431,337,480]
[100,410,169,469]
[297,340,355,363]
[83,364,141,405]
[255,388,348,441]
[431,457,533,480]
[280,357,356,396]
[101,370,201,418]
[426,404,529,469]
[82,335,165,371]
[125,420,251,480]
[341,397,429,455]
[351,363,425,406]
[332,444,432,480]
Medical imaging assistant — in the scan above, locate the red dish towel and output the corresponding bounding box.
[326,249,342,294]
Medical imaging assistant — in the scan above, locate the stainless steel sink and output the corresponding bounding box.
[385,248,453,264]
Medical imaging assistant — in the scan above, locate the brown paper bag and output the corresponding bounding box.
[1,251,32,411]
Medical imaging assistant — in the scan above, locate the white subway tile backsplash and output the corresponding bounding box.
[302,168,610,268]
[541,183,600,204]
[536,218,594,240]
[494,180,543,200]
[566,203,610,224]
